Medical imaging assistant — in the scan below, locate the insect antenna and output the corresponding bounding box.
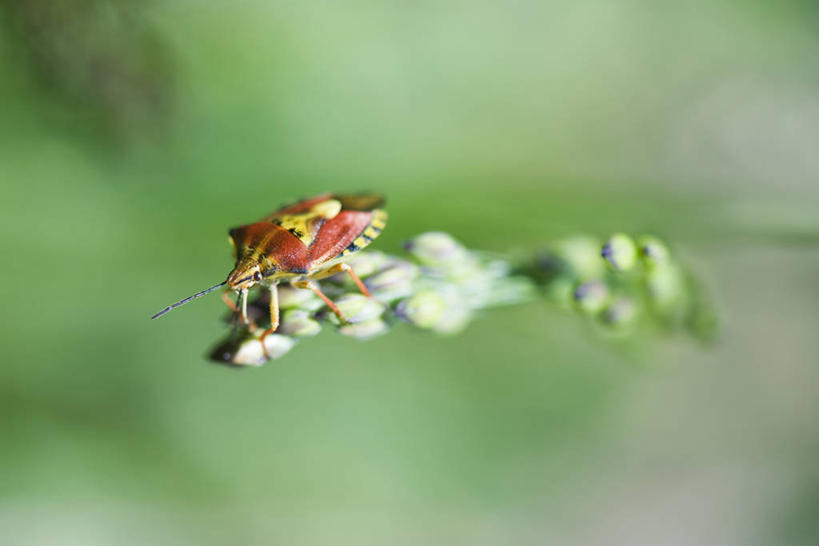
[151,281,227,319]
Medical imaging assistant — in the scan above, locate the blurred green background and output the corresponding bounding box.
[1,1,818,544]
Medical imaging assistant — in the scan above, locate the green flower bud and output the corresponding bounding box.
[324,293,386,325]
[338,318,389,340]
[365,262,419,302]
[554,236,605,280]
[600,298,638,327]
[601,233,637,272]
[405,232,470,265]
[341,251,391,278]
[574,281,610,314]
[637,235,671,269]
[277,284,323,310]
[232,339,267,366]
[209,329,257,365]
[278,309,322,337]
[262,333,297,360]
[645,264,685,310]
[431,306,473,335]
[396,289,446,329]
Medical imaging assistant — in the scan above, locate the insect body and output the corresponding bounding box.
[152,193,387,348]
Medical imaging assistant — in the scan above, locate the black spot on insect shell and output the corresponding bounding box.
[288,227,304,238]
[346,243,360,253]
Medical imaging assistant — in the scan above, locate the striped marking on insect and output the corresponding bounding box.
[339,209,387,257]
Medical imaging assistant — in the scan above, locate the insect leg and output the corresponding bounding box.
[258,284,280,358]
[222,290,254,328]
[223,288,260,330]
[309,263,371,297]
[240,289,249,324]
[291,279,348,322]
[268,283,279,332]
[340,263,371,297]
[221,291,238,312]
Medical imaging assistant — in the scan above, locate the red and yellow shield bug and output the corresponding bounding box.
[152,193,387,346]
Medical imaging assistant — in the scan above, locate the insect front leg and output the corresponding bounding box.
[221,291,238,313]
[222,289,258,329]
[309,263,371,297]
[291,279,348,323]
[221,289,248,322]
[258,284,280,358]
[267,283,280,333]
[239,289,249,324]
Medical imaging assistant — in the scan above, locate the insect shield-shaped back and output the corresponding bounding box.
[229,193,387,279]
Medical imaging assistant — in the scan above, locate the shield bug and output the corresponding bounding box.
[152,193,387,350]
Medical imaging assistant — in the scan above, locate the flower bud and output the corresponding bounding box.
[554,236,605,280]
[600,298,638,327]
[431,306,472,335]
[209,330,258,366]
[637,235,671,269]
[395,289,446,329]
[365,262,419,302]
[342,251,391,279]
[574,281,609,314]
[324,293,386,325]
[405,232,470,265]
[262,333,297,360]
[232,339,267,366]
[601,233,637,272]
[278,309,322,337]
[645,264,685,310]
[338,319,389,340]
[277,284,323,310]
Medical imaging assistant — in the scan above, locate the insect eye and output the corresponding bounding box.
[253,272,261,281]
